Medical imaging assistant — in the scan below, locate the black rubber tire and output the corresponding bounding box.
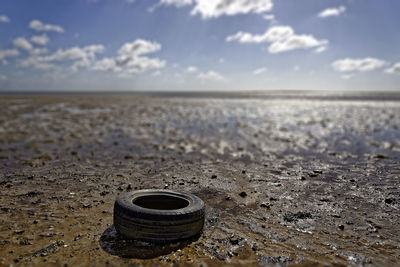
[113,189,205,244]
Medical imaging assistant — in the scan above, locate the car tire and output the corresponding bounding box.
[114,189,205,244]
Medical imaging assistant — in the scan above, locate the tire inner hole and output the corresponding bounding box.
[133,195,189,210]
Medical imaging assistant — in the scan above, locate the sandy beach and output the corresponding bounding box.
[0,93,399,266]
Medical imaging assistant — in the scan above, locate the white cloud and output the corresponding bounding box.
[19,57,56,70]
[31,48,48,56]
[0,49,20,64]
[154,0,273,19]
[20,45,105,71]
[13,37,33,51]
[262,14,276,24]
[92,58,120,72]
[332,58,386,72]
[268,34,328,53]
[227,26,293,43]
[53,45,105,71]
[227,25,328,54]
[159,0,193,7]
[192,0,273,19]
[253,67,267,75]
[93,39,165,75]
[314,46,327,53]
[0,74,7,81]
[318,6,346,18]
[148,0,193,12]
[186,66,198,73]
[385,62,400,74]
[17,38,165,76]
[263,14,275,21]
[197,70,225,81]
[29,20,64,33]
[0,15,10,23]
[115,39,165,74]
[31,34,50,46]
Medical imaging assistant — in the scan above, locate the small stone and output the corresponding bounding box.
[211,175,217,179]
[14,230,25,234]
[126,184,132,191]
[225,196,232,201]
[242,170,246,174]
[229,237,240,245]
[39,232,56,237]
[82,203,92,208]
[239,192,247,198]
[385,198,393,204]
[260,202,270,209]
[27,210,36,216]
[19,239,31,245]
[338,225,345,230]
[283,212,312,223]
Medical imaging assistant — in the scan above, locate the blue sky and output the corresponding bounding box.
[0,0,400,91]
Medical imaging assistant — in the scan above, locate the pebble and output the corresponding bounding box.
[239,192,247,198]
[100,191,109,196]
[260,202,270,209]
[385,198,393,204]
[39,232,56,237]
[82,203,92,208]
[33,240,65,257]
[19,239,31,245]
[229,237,240,245]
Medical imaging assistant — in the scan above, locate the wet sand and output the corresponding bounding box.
[0,94,399,266]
